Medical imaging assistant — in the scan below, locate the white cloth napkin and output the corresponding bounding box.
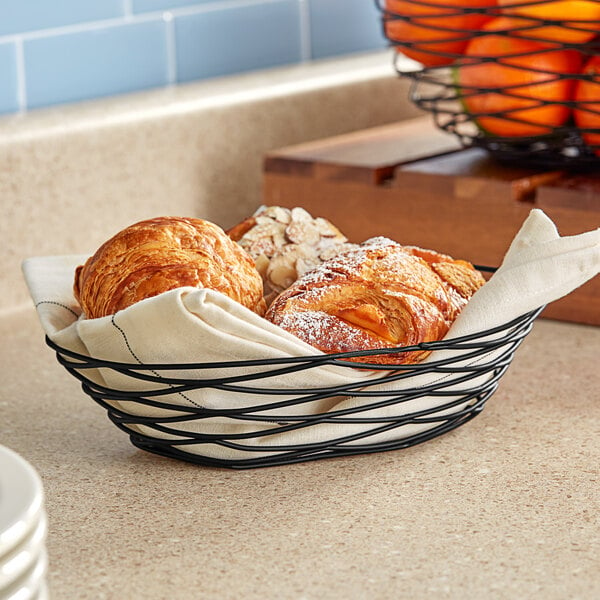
[22,209,600,462]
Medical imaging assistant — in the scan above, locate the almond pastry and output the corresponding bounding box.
[227,205,357,303]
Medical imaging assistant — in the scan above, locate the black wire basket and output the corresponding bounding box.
[45,303,543,469]
[376,0,600,168]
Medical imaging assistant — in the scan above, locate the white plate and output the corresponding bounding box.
[0,548,47,600]
[0,511,47,590]
[0,446,44,560]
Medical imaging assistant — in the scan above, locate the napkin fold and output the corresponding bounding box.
[448,209,600,338]
[22,209,600,461]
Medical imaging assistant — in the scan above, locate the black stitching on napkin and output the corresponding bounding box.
[110,314,202,408]
[35,300,79,318]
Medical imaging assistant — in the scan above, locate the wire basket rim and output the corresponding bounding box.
[44,306,542,371]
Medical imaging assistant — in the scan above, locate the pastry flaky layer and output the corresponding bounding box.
[265,237,486,365]
[74,216,267,319]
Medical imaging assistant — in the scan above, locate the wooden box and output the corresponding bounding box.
[263,116,600,326]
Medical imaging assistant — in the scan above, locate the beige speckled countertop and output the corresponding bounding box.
[1,49,599,600]
[3,304,599,599]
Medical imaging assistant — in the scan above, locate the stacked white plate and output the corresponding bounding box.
[0,445,48,600]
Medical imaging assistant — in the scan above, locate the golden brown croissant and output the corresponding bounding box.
[74,216,266,319]
[265,237,486,364]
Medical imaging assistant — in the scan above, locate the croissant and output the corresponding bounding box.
[265,237,486,364]
[74,216,266,319]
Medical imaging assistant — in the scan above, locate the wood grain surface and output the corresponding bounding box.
[263,116,600,325]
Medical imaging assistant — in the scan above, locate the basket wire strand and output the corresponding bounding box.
[47,304,543,469]
[376,0,600,167]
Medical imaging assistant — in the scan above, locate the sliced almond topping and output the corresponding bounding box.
[255,215,277,226]
[253,254,270,278]
[271,229,288,250]
[267,258,298,291]
[295,255,321,278]
[238,222,275,242]
[318,242,358,261]
[294,243,320,260]
[290,206,312,223]
[314,217,346,240]
[232,206,353,296]
[263,205,292,224]
[246,238,277,257]
[285,221,321,245]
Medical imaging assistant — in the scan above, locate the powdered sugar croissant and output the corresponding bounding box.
[265,237,486,365]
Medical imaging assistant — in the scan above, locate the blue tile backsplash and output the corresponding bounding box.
[0,0,387,114]
[308,0,386,60]
[174,1,303,83]
[131,0,217,11]
[24,19,170,110]
[0,0,124,37]
[0,42,19,114]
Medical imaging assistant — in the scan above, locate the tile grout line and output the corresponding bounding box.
[0,12,159,45]
[122,0,134,19]
[14,37,27,112]
[164,12,177,86]
[298,0,311,63]
[0,0,285,45]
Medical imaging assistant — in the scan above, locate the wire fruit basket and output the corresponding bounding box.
[45,304,543,469]
[376,0,600,168]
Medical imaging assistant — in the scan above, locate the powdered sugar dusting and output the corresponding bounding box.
[274,310,389,352]
[265,235,481,364]
[294,237,401,288]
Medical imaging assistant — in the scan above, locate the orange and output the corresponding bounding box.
[455,17,581,137]
[498,0,600,44]
[573,56,600,156]
[384,0,497,67]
